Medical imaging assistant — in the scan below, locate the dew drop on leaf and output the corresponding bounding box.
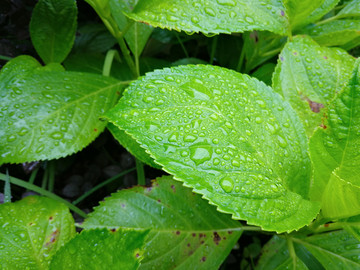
[204,7,216,17]
[219,177,234,193]
[50,132,64,140]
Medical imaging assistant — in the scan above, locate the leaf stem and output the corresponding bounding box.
[118,37,138,78]
[0,173,87,218]
[4,169,11,203]
[175,33,189,58]
[48,161,55,192]
[28,167,39,185]
[236,42,246,73]
[72,167,136,205]
[0,55,12,61]
[41,165,49,190]
[103,49,119,77]
[135,159,146,186]
[286,235,297,270]
[210,35,218,65]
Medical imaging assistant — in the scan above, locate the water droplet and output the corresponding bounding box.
[212,138,219,144]
[143,96,153,103]
[180,150,189,157]
[168,132,179,142]
[35,145,45,153]
[167,15,179,22]
[18,128,28,136]
[51,132,63,140]
[7,135,16,142]
[217,0,235,6]
[245,16,254,23]
[277,135,287,148]
[189,144,212,165]
[220,177,234,193]
[213,158,220,165]
[255,117,263,124]
[225,122,233,129]
[204,7,216,17]
[184,134,197,142]
[231,159,240,167]
[155,136,163,141]
[191,16,199,23]
[210,113,219,120]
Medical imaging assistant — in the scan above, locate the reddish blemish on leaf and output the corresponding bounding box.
[213,232,221,245]
[227,231,233,234]
[293,52,298,56]
[116,91,121,95]
[324,223,329,227]
[200,240,205,244]
[136,253,140,258]
[110,228,116,232]
[201,256,206,262]
[280,10,285,16]
[157,199,161,202]
[49,216,53,220]
[176,231,180,235]
[323,56,328,59]
[171,185,176,192]
[192,233,196,237]
[301,95,324,113]
[121,204,126,208]
[320,124,327,129]
[94,128,98,132]
[187,243,191,247]
[45,229,59,246]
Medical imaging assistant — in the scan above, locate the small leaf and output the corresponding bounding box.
[0,196,75,269]
[107,123,161,169]
[105,65,320,232]
[109,0,153,58]
[283,0,339,30]
[30,0,77,64]
[293,230,360,269]
[302,20,360,49]
[309,59,360,218]
[272,35,355,136]
[126,0,289,35]
[50,229,148,270]
[0,56,123,164]
[256,236,309,270]
[337,0,360,17]
[83,176,242,269]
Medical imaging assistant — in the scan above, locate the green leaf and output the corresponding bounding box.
[107,123,161,169]
[343,215,360,242]
[293,230,360,269]
[309,59,360,219]
[105,65,320,232]
[30,0,77,64]
[0,56,123,165]
[126,0,289,35]
[83,176,242,269]
[302,20,360,49]
[272,35,355,136]
[0,196,75,269]
[251,63,276,86]
[109,0,153,58]
[50,229,148,270]
[256,236,309,270]
[338,0,360,17]
[283,0,339,30]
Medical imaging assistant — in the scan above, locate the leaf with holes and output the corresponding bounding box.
[83,176,242,269]
[105,65,320,232]
[50,229,148,269]
[0,56,124,165]
[309,59,360,219]
[272,35,355,136]
[125,0,289,35]
[0,196,75,269]
[30,0,77,64]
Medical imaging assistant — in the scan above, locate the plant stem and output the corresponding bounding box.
[210,35,218,65]
[48,161,55,192]
[0,173,87,218]
[0,55,12,61]
[118,37,138,78]
[103,49,119,77]
[175,33,189,58]
[286,235,296,270]
[41,166,48,190]
[236,42,246,73]
[72,167,136,205]
[135,159,146,185]
[28,167,39,185]
[4,169,11,203]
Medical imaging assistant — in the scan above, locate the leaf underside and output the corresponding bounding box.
[83,176,242,269]
[0,56,123,165]
[0,196,75,270]
[105,64,320,232]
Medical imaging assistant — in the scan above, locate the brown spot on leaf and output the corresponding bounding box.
[94,128,98,132]
[324,223,329,227]
[110,228,116,232]
[192,233,196,237]
[301,95,324,113]
[213,232,221,245]
[49,216,53,220]
[176,231,180,235]
[228,231,233,234]
[201,256,206,262]
[171,185,176,192]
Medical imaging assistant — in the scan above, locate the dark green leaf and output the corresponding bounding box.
[105,65,320,232]
[50,229,148,270]
[30,0,77,64]
[83,176,242,269]
[272,35,355,136]
[0,196,75,269]
[338,0,360,17]
[0,56,123,164]
[126,0,289,35]
[309,59,360,219]
[251,63,276,86]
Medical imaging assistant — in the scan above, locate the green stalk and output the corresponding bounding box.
[103,49,119,77]
[0,55,12,61]
[48,161,55,192]
[0,173,87,218]
[210,35,218,65]
[28,167,39,185]
[286,235,297,270]
[236,43,246,73]
[135,159,145,186]
[41,167,49,190]
[175,33,189,58]
[4,169,11,203]
[72,167,136,205]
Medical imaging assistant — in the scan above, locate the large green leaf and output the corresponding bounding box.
[293,230,360,269]
[83,176,242,269]
[283,0,339,31]
[272,35,355,136]
[109,0,153,58]
[0,196,75,270]
[30,0,77,64]
[125,0,289,35]
[343,215,360,242]
[337,0,360,17]
[302,20,360,49]
[309,59,360,219]
[105,65,320,232]
[107,123,161,169]
[0,56,123,165]
[50,229,148,269]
